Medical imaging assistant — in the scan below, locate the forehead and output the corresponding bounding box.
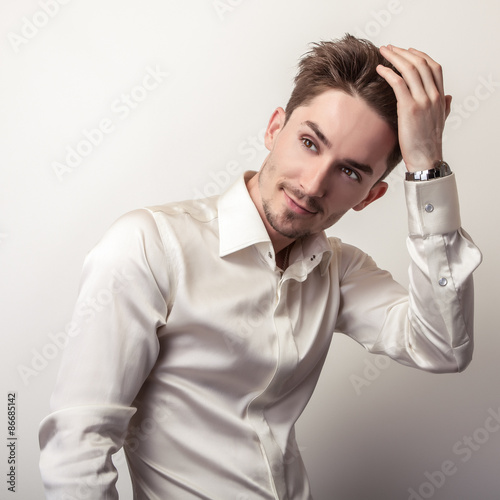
[287,89,396,172]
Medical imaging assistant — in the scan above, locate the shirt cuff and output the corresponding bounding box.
[404,173,461,236]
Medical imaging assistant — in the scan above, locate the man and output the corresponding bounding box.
[39,35,482,499]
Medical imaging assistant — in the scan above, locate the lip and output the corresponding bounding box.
[283,189,317,215]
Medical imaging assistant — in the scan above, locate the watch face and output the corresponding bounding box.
[435,160,449,170]
[435,161,452,177]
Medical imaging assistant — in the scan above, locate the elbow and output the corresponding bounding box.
[410,339,474,374]
[435,340,474,374]
[454,342,474,373]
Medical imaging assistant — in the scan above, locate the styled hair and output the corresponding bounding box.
[285,34,402,179]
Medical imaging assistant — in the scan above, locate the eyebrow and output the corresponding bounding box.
[344,159,374,176]
[303,120,332,149]
[302,120,374,177]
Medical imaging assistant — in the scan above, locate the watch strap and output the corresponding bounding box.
[405,161,452,181]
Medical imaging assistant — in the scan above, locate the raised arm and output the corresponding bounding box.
[336,45,482,372]
[376,44,452,172]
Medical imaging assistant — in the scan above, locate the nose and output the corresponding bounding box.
[299,163,329,198]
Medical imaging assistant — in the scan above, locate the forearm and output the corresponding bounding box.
[392,174,482,371]
[371,228,479,372]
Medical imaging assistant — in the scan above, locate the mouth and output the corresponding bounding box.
[282,189,318,215]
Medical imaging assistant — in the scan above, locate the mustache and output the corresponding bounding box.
[279,182,323,214]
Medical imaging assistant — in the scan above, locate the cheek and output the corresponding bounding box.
[318,211,345,231]
[273,141,302,169]
[323,185,372,216]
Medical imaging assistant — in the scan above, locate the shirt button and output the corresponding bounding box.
[268,251,272,259]
[438,277,448,286]
[425,203,434,213]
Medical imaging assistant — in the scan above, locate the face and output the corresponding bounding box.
[247,89,396,249]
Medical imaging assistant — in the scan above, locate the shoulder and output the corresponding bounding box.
[83,208,168,276]
[326,236,377,278]
[96,208,162,250]
[96,194,219,254]
[326,236,368,260]
[146,196,219,224]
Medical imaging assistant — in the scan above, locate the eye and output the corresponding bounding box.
[341,166,360,181]
[301,137,318,153]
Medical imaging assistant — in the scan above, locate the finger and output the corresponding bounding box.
[390,45,445,97]
[380,46,430,100]
[376,63,412,105]
[407,47,445,96]
[380,46,441,102]
[397,46,444,101]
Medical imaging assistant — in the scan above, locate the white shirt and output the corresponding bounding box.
[39,171,481,499]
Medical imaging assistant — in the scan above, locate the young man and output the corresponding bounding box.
[39,35,481,499]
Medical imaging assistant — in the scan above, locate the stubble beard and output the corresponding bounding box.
[262,198,345,240]
[259,159,344,240]
[259,158,345,240]
[258,158,312,240]
[262,198,312,240]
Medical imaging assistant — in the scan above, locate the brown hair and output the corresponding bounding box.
[285,34,402,179]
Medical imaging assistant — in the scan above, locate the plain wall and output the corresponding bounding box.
[1,0,499,498]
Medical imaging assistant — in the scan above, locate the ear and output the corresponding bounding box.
[352,181,388,211]
[264,107,286,151]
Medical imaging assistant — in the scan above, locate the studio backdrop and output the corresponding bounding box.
[1,0,498,498]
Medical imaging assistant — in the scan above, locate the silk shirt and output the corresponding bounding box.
[39,171,481,499]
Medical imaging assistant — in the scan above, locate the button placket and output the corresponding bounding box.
[245,277,298,500]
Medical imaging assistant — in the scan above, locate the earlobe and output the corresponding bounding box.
[352,181,388,211]
[264,107,286,150]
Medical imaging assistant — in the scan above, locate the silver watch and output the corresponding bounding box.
[405,161,452,181]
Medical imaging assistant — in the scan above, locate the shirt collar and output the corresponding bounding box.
[217,171,333,275]
[293,232,333,276]
[218,171,271,257]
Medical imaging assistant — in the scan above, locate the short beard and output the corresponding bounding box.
[261,184,346,239]
[262,200,312,240]
[258,156,345,239]
[259,159,315,239]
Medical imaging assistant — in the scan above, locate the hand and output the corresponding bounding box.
[376,45,452,172]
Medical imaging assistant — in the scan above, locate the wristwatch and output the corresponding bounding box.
[405,160,452,181]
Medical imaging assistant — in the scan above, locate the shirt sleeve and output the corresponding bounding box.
[335,173,482,373]
[38,208,172,499]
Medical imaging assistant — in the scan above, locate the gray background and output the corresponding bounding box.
[1,0,498,498]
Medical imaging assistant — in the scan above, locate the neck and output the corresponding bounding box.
[276,242,293,271]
